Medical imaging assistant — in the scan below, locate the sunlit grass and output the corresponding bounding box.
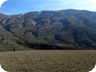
[0,50,96,72]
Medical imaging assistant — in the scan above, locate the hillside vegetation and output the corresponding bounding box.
[0,9,96,49]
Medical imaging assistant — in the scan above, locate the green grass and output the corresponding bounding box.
[0,50,96,72]
[0,43,31,51]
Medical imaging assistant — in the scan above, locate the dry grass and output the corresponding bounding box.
[0,50,96,72]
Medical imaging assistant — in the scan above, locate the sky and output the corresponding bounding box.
[0,0,96,15]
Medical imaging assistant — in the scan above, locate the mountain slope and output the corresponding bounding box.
[0,9,96,50]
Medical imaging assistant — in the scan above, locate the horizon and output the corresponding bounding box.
[0,0,96,15]
[1,9,96,15]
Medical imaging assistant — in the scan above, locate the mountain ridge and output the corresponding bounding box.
[0,9,96,50]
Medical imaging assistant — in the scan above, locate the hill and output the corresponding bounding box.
[0,9,96,50]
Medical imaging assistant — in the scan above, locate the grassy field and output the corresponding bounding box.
[0,50,96,72]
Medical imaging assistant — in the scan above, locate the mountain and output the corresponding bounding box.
[0,9,96,50]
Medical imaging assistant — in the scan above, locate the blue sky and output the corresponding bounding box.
[0,0,96,15]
